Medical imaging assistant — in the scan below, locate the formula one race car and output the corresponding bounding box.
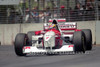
[14,19,92,56]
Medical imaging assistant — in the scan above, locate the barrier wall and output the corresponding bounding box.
[77,21,96,44]
[21,23,43,33]
[96,21,100,44]
[0,21,96,45]
[0,24,20,45]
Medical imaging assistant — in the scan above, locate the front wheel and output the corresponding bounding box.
[73,31,86,53]
[14,33,27,56]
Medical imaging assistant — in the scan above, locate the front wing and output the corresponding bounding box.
[23,45,74,54]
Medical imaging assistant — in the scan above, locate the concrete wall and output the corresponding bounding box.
[0,24,20,45]
[0,23,44,45]
[0,21,96,45]
[77,21,96,44]
[96,21,100,44]
[21,23,43,33]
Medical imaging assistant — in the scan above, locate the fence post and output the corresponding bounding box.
[22,0,26,23]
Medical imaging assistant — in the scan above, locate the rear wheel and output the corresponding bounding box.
[73,31,86,53]
[14,33,27,56]
[27,31,35,46]
[82,29,92,50]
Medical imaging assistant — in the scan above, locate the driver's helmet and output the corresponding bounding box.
[48,23,56,30]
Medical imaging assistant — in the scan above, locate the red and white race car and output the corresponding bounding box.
[14,19,92,56]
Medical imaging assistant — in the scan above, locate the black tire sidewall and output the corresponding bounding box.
[73,31,86,53]
[14,33,27,56]
[82,29,92,50]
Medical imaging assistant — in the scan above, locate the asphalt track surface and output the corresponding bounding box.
[0,45,100,67]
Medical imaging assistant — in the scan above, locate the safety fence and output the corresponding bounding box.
[0,0,99,24]
[0,5,22,24]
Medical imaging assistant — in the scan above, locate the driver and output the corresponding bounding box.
[48,23,56,30]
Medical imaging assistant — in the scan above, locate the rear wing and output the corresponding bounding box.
[49,18,66,22]
[58,22,76,30]
[44,19,77,34]
[58,22,77,34]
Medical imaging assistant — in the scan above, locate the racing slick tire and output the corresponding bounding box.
[27,31,35,46]
[14,33,28,56]
[73,31,86,53]
[82,29,92,50]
